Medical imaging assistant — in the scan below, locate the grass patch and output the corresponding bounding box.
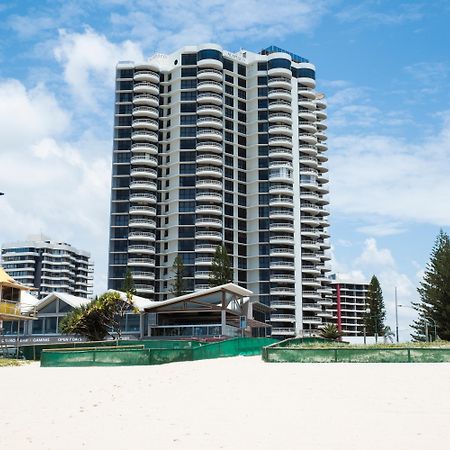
[285,340,450,349]
[0,358,29,367]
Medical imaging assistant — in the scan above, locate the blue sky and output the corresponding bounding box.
[0,0,449,340]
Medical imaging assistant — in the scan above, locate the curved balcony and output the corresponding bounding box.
[128,245,155,255]
[128,232,156,242]
[129,206,156,216]
[269,209,294,219]
[269,170,293,183]
[196,154,223,165]
[300,191,319,201]
[194,271,211,279]
[301,215,320,226]
[195,244,218,253]
[195,257,214,266]
[270,261,295,270]
[268,100,292,113]
[131,143,158,155]
[130,169,157,181]
[130,180,157,191]
[133,106,159,119]
[133,82,159,96]
[269,223,295,233]
[197,105,222,117]
[298,109,316,121]
[196,179,222,190]
[302,277,321,287]
[196,141,222,153]
[298,85,316,99]
[133,94,159,107]
[132,118,158,131]
[269,235,295,245]
[271,300,295,309]
[299,155,318,167]
[197,117,222,129]
[135,284,155,294]
[301,240,320,250]
[269,196,294,207]
[299,133,317,145]
[297,77,316,88]
[269,136,292,148]
[301,228,320,238]
[300,167,318,177]
[303,291,322,300]
[268,67,292,78]
[269,124,292,136]
[196,166,223,177]
[268,89,291,102]
[197,128,222,141]
[270,287,296,296]
[301,265,320,275]
[319,240,331,250]
[197,68,223,82]
[268,77,291,89]
[128,258,155,268]
[195,231,223,241]
[195,191,223,202]
[268,148,292,159]
[317,153,328,164]
[129,218,156,229]
[197,58,223,70]
[269,160,293,170]
[197,92,223,105]
[129,192,157,204]
[195,217,222,228]
[302,253,321,263]
[269,184,293,195]
[316,110,327,120]
[298,144,317,156]
[271,313,296,322]
[197,80,223,93]
[195,205,222,215]
[268,111,292,125]
[134,70,159,83]
[270,248,295,258]
[131,130,158,142]
[316,121,327,131]
[316,142,328,152]
[131,155,158,167]
[131,272,155,282]
[298,121,317,133]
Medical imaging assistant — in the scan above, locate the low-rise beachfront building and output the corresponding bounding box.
[1,234,93,299]
[328,278,369,336]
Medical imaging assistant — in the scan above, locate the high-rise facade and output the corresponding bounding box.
[1,235,93,299]
[108,44,332,337]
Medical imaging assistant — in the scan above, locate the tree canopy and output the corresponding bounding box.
[170,255,186,297]
[209,245,232,287]
[364,275,386,336]
[411,230,450,341]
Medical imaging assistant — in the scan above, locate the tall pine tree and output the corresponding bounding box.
[170,255,186,297]
[364,275,386,335]
[411,230,450,341]
[209,245,232,287]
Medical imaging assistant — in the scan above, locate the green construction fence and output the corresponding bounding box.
[40,337,278,367]
[262,345,450,363]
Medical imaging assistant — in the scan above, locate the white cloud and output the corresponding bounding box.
[356,222,406,237]
[0,79,110,294]
[53,28,143,110]
[356,238,395,268]
[329,111,450,227]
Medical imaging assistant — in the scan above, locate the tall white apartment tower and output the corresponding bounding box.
[108,44,332,337]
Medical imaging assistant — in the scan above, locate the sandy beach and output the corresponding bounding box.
[1,356,450,450]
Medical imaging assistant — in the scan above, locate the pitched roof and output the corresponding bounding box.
[34,292,91,312]
[107,290,156,312]
[0,266,35,290]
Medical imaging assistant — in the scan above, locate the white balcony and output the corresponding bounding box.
[195,231,223,241]
[195,257,214,266]
[197,128,222,141]
[271,300,295,309]
[130,181,157,191]
[269,136,292,148]
[196,154,223,165]
[269,184,293,195]
[298,109,316,121]
[197,105,222,116]
[269,124,292,136]
[270,248,295,258]
[197,68,223,82]
[128,245,155,255]
[268,111,292,124]
[195,205,223,215]
[133,94,159,107]
[195,244,218,253]
[270,287,296,296]
[197,58,223,70]
[271,327,296,336]
[196,166,223,177]
[270,274,295,283]
[298,121,317,133]
[268,100,292,113]
[131,143,158,155]
[128,258,155,268]
[135,284,155,294]
[195,217,223,227]
[130,167,158,178]
[269,235,295,245]
[269,223,295,233]
[302,277,321,287]
[268,67,292,78]
[301,265,320,274]
[299,133,317,145]
[128,218,156,229]
[195,192,222,202]
[301,240,320,250]
[269,209,294,219]
[133,82,159,96]
[269,196,294,207]
[132,106,159,119]
[196,179,222,190]
[132,118,158,131]
[129,192,157,203]
[197,117,222,128]
[132,130,158,142]
[194,271,211,279]
[197,141,222,153]
[128,232,155,242]
[197,92,223,105]
[268,147,292,159]
[268,89,291,102]
[270,261,295,270]
[303,303,322,312]
[267,77,291,89]
[197,80,223,93]
[134,70,159,83]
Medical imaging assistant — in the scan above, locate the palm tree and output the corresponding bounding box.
[319,323,341,340]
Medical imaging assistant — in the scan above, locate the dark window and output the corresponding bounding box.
[225,168,233,178]
[225,132,233,142]
[258,76,268,85]
[180,115,197,125]
[181,103,196,113]
[225,96,234,107]
[223,58,233,71]
[238,112,246,122]
[115,92,133,102]
[180,139,196,149]
[225,120,233,130]
[225,84,234,95]
[258,111,268,120]
[180,151,196,161]
[258,134,268,144]
[179,214,195,225]
[258,87,268,97]
[198,49,223,61]
[258,99,268,109]
[179,176,195,186]
[238,89,246,99]
[181,67,197,77]
[292,67,316,79]
[257,62,268,71]
[238,136,246,146]
[225,108,233,119]
[115,104,133,114]
[268,58,291,70]
[181,79,197,89]
[180,163,196,174]
[179,227,195,238]
[182,53,197,65]
[117,69,134,78]
[225,155,233,166]
[179,189,195,199]
[180,127,196,137]
[225,193,233,203]
[238,100,246,111]
[225,180,233,191]
[237,64,246,76]
[181,91,197,101]
[225,144,233,155]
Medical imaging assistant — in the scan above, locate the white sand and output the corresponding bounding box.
[1,357,450,450]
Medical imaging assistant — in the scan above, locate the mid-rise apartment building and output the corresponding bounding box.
[108,44,332,337]
[1,235,93,299]
[329,279,369,336]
